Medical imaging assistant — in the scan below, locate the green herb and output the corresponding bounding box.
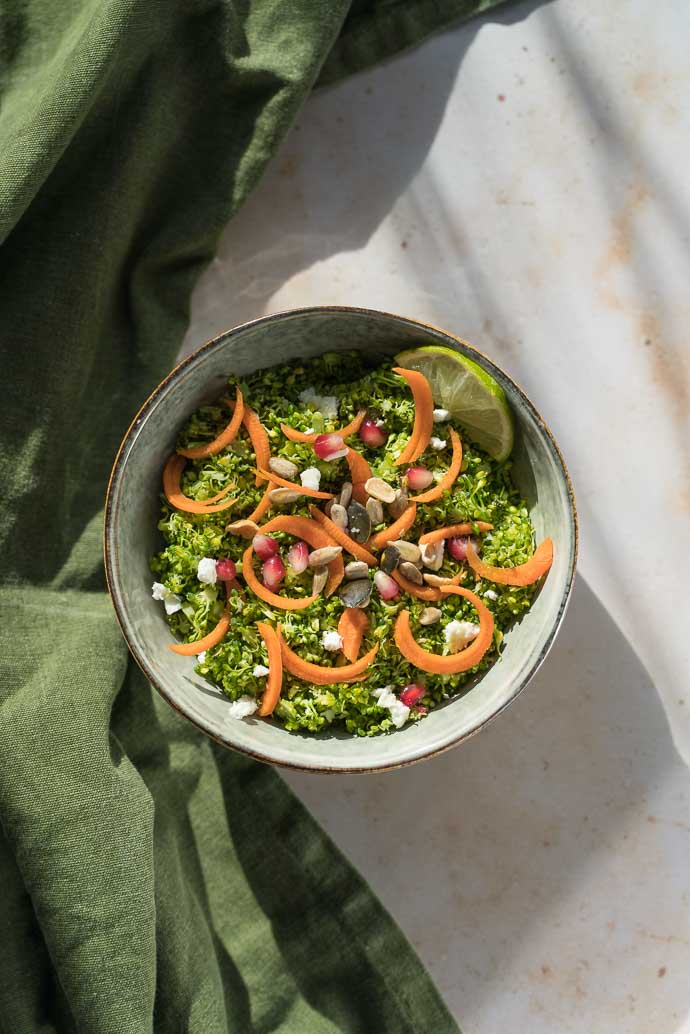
[151,352,538,735]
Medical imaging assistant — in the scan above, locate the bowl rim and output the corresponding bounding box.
[104,305,578,773]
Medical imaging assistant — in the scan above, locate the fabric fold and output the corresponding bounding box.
[1,1,506,1029]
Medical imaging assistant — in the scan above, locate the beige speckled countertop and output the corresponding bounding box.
[182,1,690,1028]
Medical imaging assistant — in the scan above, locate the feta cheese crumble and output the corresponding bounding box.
[433,408,450,422]
[151,582,182,615]
[197,557,217,584]
[197,651,206,663]
[225,695,258,719]
[372,685,410,729]
[300,467,322,491]
[430,436,447,450]
[299,387,339,420]
[322,630,343,652]
[444,620,481,653]
[483,589,499,601]
[253,664,270,677]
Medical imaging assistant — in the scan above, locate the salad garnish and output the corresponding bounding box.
[151,354,554,735]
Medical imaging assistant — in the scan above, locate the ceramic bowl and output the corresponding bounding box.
[105,306,577,773]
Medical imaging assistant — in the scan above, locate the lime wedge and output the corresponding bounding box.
[395,344,514,461]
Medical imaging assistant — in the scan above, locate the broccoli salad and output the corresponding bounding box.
[150,351,552,736]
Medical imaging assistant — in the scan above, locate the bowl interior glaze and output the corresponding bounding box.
[105,307,577,773]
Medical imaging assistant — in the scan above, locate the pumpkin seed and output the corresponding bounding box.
[339,481,353,508]
[312,567,329,594]
[365,497,384,524]
[344,561,369,581]
[269,488,301,505]
[268,456,299,480]
[337,578,372,608]
[308,545,343,567]
[364,477,396,503]
[388,488,409,519]
[381,545,401,574]
[390,539,421,563]
[399,561,423,584]
[330,503,348,529]
[226,518,259,538]
[346,501,371,543]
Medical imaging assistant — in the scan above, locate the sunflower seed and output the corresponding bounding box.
[419,606,442,625]
[323,498,334,517]
[344,561,369,580]
[339,481,353,508]
[269,488,301,505]
[399,561,424,584]
[312,567,329,594]
[390,539,421,563]
[364,477,396,504]
[381,545,401,574]
[308,545,343,567]
[337,578,372,608]
[330,503,348,529]
[365,497,384,524]
[268,456,299,480]
[226,518,259,538]
[346,501,371,543]
[388,488,409,519]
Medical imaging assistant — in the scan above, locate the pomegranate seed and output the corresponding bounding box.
[448,535,477,561]
[252,533,279,560]
[313,433,348,461]
[374,570,399,600]
[359,418,387,448]
[215,558,237,581]
[262,555,285,589]
[415,705,428,715]
[405,466,434,491]
[287,540,309,573]
[400,684,426,707]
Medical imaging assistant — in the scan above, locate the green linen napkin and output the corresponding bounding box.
[0,1,504,1031]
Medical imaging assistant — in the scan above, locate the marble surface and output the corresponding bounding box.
[182,0,690,1029]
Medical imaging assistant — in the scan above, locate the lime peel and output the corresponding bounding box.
[395,344,514,462]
